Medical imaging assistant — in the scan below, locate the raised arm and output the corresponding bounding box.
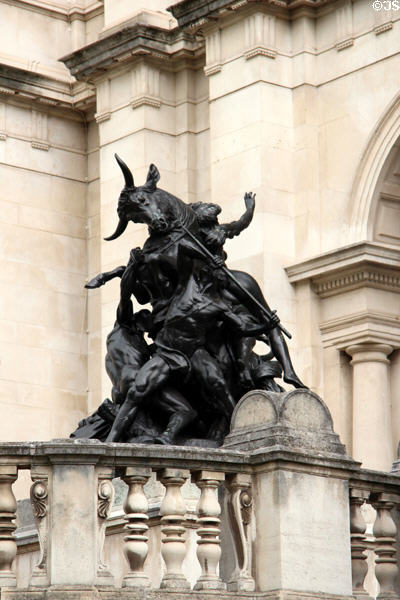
[85,248,150,305]
[220,192,255,239]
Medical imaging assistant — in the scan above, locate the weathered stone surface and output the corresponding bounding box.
[223,390,346,455]
[168,0,330,28]
[254,469,352,595]
[2,589,355,600]
[62,24,202,81]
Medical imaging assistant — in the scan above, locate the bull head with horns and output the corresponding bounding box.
[105,155,176,240]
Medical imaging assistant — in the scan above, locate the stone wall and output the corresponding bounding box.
[0,0,400,472]
[0,100,88,441]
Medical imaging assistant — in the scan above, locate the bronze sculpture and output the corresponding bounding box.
[71,156,306,446]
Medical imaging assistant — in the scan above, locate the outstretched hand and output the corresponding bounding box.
[244,192,256,210]
[85,274,105,289]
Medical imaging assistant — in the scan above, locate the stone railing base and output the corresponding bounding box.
[3,390,396,599]
[1,589,355,600]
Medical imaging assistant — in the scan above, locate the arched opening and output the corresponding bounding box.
[370,138,400,246]
[350,92,400,244]
[348,95,400,469]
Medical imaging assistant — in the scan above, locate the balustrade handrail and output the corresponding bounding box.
[0,438,362,474]
[3,439,400,596]
[350,468,400,494]
[0,440,258,592]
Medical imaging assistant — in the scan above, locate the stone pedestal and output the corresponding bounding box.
[224,389,355,598]
[223,388,346,454]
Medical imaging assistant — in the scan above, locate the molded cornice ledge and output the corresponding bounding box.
[167,0,337,29]
[286,241,400,297]
[0,62,94,110]
[0,0,103,21]
[286,241,400,349]
[61,22,204,82]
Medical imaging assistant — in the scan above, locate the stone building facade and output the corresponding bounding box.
[1,0,400,474]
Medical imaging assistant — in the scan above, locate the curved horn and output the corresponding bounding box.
[115,153,134,188]
[104,216,128,241]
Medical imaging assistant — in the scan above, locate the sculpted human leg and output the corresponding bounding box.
[226,271,306,389]
[105,356,170,442]
[268,327,305,388]
[191,349,236,415]
[154,387,197,445]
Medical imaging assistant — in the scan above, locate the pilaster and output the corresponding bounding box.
[243,12,276,60]
[192,4,297,341]
[335,0,354,51]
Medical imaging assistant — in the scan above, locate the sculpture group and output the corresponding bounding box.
[71,156,306,446]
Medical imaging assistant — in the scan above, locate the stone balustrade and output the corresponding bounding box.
[0,440,257,598]
[349,470,400,600]
[0,390,399,599]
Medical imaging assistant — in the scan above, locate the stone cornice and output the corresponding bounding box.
[287,242,400,349]
[0,62,95,111]
[320,312,400,350]
[167,0,337,28]
[61,23,204,82]
[311,268,400,298]
[0,0,103,21]
[286,242,400,292]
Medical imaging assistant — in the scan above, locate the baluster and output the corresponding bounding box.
[371,492,399,599]
[350,488,371,598]
[0,465,17,587]
[122,466,151,588]
[192,470,226,591]
[96,468,115,586]
[29,466,50,587]
[157,468,190,590]
[226,472,255,592]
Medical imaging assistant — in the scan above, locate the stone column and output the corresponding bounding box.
[0,465,17,588]
[346,344,393,471]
